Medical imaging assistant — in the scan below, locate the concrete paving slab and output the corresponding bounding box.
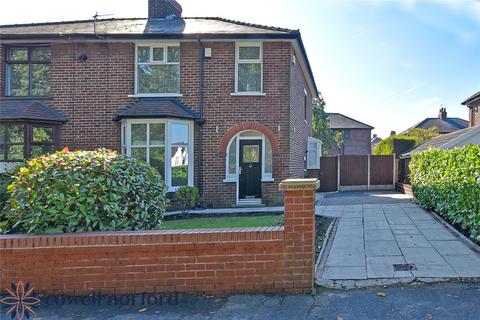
[430,241,476,256]
[364,229,395,241]
[366,256,412,278]
[401,247,448,265]
[326,252,365,267]
[395,234,432,248]
[365,240,402,257]
[323,266,367,280]
[421,228,458,241]
[390,225,422,235]
[442,255,480,277]
[412,264,458,278]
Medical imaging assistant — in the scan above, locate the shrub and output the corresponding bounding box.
[374,136,417,156]
[410,145,480,241]
[174,186,201,215]
[3,149,168,234]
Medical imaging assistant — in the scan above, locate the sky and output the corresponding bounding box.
[1,0,479,137]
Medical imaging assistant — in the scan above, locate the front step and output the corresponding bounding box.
[234,198,264,208]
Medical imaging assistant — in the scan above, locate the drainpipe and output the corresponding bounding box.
[197,38,206,202]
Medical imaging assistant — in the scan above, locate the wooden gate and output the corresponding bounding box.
[319,156,338,192]
[308,155,396,192]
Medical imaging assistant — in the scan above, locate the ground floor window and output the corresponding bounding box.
[121,119,193,191]
[0,123,58,161]
[307,136,322,169]
[225,130,273,182]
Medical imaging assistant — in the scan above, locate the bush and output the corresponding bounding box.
[374,136,417,156]
[410,145,480,241]
[2,149,168,234]
[174,186,201,215]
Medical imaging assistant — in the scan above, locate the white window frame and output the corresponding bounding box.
[121,118,194,192]
[224,130,273,183]
[134,43,181,97]
[234,43,263,95]
[307,136,322,169]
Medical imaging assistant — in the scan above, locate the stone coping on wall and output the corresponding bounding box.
[279,178,320,191]
[0,226,284,249]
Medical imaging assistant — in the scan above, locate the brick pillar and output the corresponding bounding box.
[279,178,319,293]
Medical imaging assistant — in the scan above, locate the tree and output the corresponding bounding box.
[403,127,440,145]
[333,131,344,155]
[312,97,336,155]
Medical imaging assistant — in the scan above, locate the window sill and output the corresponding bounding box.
[128,93,183,98]
[230,92,266,97]
[307,166,320,170]
[261,178,275,182]
[223,179,236,183]
[3,96,53,100]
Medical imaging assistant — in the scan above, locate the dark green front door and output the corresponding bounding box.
[239,140,262,199]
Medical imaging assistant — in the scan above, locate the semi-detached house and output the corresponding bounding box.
[0,0,321,208]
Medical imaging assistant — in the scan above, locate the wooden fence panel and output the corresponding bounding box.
[370,155,394,185]
[319,156,338,192]
[340,155,368,186]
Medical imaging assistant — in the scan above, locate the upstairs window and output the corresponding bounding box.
[5,47,51,97]
[136,45,180,95]
[343,129,351,140]
[235,44,262,93]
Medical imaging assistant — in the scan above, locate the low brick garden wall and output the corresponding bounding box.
[0,179,318,295]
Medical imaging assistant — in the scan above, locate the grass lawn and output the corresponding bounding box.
[162,214,283,230]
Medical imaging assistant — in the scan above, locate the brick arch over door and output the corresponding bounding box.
[218,122,279,155]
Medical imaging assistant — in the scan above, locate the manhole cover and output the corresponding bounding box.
[393,263,417,271]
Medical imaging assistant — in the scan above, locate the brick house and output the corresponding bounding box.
[462,90,480,127]
[326,113,373,155]
[0,0,320,208]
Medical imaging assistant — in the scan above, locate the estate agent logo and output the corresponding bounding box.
[1,281,40,320]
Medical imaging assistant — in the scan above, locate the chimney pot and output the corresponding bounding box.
[149,0,182,19]
[438,107,447,120]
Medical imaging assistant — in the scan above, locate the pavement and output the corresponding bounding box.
[28,282,480,319]
[318,191,413,206]
[315,192,480,288]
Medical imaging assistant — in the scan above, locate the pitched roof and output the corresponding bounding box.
[115,98,199,121]
[406,117,468,134]
[402,125,479,157]
[462,90,480,106]
[327,113,374,130]
[0,100,68,123]
[0,17,297,37]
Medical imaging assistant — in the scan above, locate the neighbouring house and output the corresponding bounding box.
[0,0,321,208]
[371,134,382,154]
[326,113,373,155]
[398,125,480,184]
[461,90,480,127]
[401,107,468,134]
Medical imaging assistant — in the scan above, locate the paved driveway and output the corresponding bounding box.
[316,192,480,287]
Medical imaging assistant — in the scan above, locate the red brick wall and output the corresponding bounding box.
[0,182,316,295]
[289,51,313,178]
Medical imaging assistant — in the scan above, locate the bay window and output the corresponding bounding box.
[307,137,322,169]
[5,46,51,97]
[122,120,193,191]
[235,43,263,94]
[136,44,180,95]
[0,124,58,161]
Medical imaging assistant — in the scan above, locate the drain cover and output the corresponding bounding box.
[393,263,417,271]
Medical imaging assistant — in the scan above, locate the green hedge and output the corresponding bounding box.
[1,149,168,234]
[410,145,480,241]
[374,136,417,156]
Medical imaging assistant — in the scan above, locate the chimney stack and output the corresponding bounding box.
[438,107,447,120]
[390,131,396,136]
[373,134,377,138]
[148,0,182,19]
